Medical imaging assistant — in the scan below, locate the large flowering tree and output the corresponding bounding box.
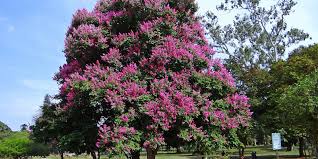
[55,0,252,158]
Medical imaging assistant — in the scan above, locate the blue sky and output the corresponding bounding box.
[0,0,317,131]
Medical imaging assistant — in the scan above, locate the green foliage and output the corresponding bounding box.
[267,44,318,131]
[0,131,50,158]
[204,0,309,69]
[203,0,309,112]
[0,121,11,132]
[0,121,12,140]
[20,124,28,132]
[31,95,59,144]
[260,44,318,156]
[0,132,31,158]
[190,72,233,99]
[278,71,318,141]
[204,0,310,149]
[27,142,50,157]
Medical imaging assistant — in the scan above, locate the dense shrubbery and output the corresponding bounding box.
[0,131,49,159]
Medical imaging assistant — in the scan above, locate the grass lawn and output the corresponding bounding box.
[34,146,300,159]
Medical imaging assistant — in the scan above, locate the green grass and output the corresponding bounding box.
[227,146,299,156]
[34,146,300,159]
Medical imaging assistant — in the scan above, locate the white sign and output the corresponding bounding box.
[272,133,282,150]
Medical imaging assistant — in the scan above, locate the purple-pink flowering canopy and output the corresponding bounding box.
[55,0,252,157]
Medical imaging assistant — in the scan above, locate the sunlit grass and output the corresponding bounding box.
[34,146,300,159]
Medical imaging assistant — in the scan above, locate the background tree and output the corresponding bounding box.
[0,121,11,140]
[267,44,318,156]
[55,0,252,159]
[203,0,310,154]
[277,71,318,158]
[31,94,56,144]
[31,94,71,159]
[20,124,28,132]
[0,121,11,132]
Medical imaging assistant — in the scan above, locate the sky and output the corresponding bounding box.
[0,0,317,131]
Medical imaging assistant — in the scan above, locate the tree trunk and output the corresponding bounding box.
[166,145,170,151]
[239,147,245,159]
[201,156,208,159]
[299,137,305,157]
[176,146,181,153]
[97,149,101,159]
[60,152,64,159]
[286,143,293,151]
[131,150,140,159]
[254,138,257,146]
[146,148,157,159]
[91,151,97,159]
[315,145,318,159]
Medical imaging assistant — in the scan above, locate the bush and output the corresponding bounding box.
[0,132,30,158]
[27,142,50,157]
[0,132,50,158]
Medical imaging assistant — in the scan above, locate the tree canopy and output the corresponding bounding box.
[53,0,252,158]
[203,0,310,151]
[0,121,11,133]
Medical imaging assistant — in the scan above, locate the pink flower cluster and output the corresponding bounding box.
[144,0,166,9]
[208,59,235,87]
[70,9,98,28]
[65,24,108,62]
[54,60,81,81]
[97,124,137,153]
[140,18,164,33]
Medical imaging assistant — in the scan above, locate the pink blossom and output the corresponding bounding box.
[101,48,121,63]
[118,127,127,134]
[55,60,81,81]
[124,82,147,100]
[120,115,129,122]
[213,110,225,120]
[144,0,165,9]
[143,141,151,148]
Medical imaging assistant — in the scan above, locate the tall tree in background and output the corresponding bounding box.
[20,124,28,132]
[268,44,318,156]
[54,0,252,158]
[31,94,66,159]
[203,0,310,156]
[277,71,318,158]
[31,94,55,144]
[204,0,309,142]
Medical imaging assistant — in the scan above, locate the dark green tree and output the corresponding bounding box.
[267,44,318,156]
[0,121,11,140]
[20,124,28,132]
[0,121,11,132]
[277,71,318,158]
[31,94,65,158]
[203,0,310,156]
